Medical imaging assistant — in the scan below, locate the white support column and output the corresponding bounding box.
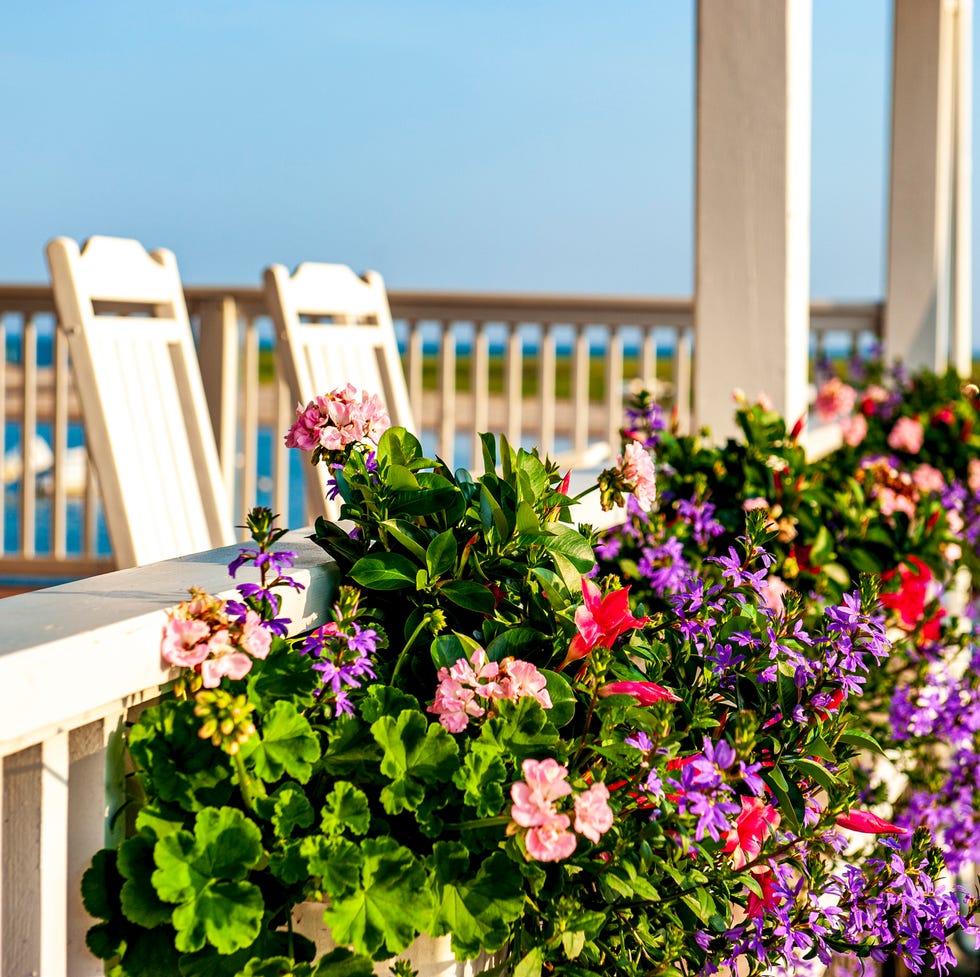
[695,0,812,438]
[952,0,973,374]
[885,0,962,371]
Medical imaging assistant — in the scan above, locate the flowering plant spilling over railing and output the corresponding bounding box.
[82,379,977,977]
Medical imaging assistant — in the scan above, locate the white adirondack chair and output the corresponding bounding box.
[263,262,415,519]
[46,235,235,568]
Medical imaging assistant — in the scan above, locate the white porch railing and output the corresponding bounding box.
[0,534,338,976]
[0,282,883,581]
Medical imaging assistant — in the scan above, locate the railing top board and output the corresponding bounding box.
[0,283,883,332]
[0,532,338,756]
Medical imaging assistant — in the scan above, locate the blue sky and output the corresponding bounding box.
[2,1,972,341]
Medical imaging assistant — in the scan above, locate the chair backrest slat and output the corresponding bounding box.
[46,235,235,568]
[264,262,415,519]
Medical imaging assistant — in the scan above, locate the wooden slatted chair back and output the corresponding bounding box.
[46,235,235,568]
[263,262,415,518]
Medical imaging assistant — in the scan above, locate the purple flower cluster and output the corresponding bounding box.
[675,496,725,546]
[299,622,378,717]
[889,644,980,873]
[624,398,667,448]
[227,545,304,636]
[669,738,744,842]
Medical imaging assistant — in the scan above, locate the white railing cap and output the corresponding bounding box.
[0,532,338,756]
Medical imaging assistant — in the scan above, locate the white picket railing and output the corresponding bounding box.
[0,534,338,976]
[0,283,883,583]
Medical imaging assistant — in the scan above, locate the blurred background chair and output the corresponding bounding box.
[46,235,235,568]
[264,261,414,519]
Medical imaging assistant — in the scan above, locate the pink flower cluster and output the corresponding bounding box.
[617,441,657,511]
[510,758,614,862]
[887,415,924,454]
[161,589,271,688]
[814,377,857,422]
[428,649,552,733]
[284,384,391,454]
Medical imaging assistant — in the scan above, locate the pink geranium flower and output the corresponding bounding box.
[887,416,924,454]
[561,578,649,669]
[840,413,868,447]
[161,618,211,668]
[723,797,781,869]
[814,377,857,422]
[511,758,573,827]
[201,652,255,689]
[526,815,577,862]
[284,385,391,455]
[573,782,614,842]
[618,441,657,511]
[240,610,272,660]
[497,659,552,709]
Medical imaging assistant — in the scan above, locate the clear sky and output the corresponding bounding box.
[1,1,973,343]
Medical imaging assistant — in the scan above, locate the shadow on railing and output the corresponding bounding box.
[0,283,882,582]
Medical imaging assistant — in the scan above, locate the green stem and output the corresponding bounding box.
[233,751,256,811]
[391,615,431,685]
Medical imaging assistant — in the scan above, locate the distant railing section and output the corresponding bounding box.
[1,282,883,580]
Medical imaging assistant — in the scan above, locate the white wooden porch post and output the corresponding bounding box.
[694,0,812,439]
[885,0,972,373]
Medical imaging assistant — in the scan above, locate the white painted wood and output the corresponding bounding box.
[41,732,70,977]
[197,295,241,504]
[0,532,337,758]
[953,0,973,375]
[885,0,957,370]
[67,719,122,976]
[264,263,416,516]
[46,236,235,568]
[695,0,812,439]
[3,744,44,976]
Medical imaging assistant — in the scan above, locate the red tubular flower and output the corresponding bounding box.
[746,869,780,918]
[560,579,649,670]
[789,413,806,441]
[598,681,680,705]
[835,810,906,835]
[880,556,931,627]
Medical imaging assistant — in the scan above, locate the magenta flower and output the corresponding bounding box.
[723,796,781,869]
[598,681,680,705]
[573,783,614,842]
[561,578,649,669]
[836,809,907,835]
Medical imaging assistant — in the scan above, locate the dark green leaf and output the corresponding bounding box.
[426,530,458,579]
[440,579,496,614]
[350,553,418,590]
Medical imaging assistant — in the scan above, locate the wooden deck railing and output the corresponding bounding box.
[0,282,883,581]
[0,534,337,976]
